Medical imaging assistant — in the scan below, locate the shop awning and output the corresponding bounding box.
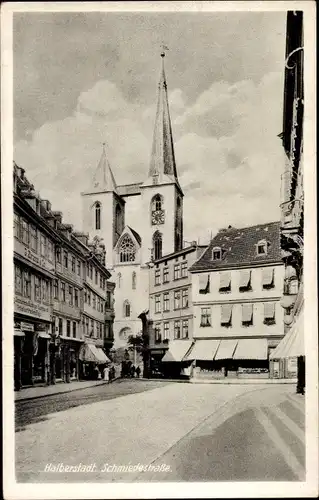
[37,332,51,339]
[161,340,193,362]
[270,308,304,359]
[185,339,220,361]
[242,303,253,322]
[262,268,274,287]
[233,338,268,360]
[215,339,238,360]
[79,343,111,364]
[14,328,25,337]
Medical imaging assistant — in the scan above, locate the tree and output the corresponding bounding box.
[127,329,150,378]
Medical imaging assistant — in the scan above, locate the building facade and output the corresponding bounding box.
[81,53,185,351]
[13,163,115,390]
[189,222,285,380]
[148,244,206,376]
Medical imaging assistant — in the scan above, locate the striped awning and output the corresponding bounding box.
[185,339,220,361]
[79,343,111,364]
[162,340,193,362]
[215,339,238,360]
[270,308,304,359]
[233,338,268,360]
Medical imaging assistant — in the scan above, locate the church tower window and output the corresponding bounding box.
[151,194,165,225]
[119,234,136,263]
[153,231,163,260]
[117,272,121,289]
[95,202,101,230]
[115,204,122,236]
[123,300,131,318]
[132,271,136,290]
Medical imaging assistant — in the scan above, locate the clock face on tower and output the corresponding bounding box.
[151,209,165,225]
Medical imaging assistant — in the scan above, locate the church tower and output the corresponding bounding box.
[81,144,125,268]
[140,51,184,264]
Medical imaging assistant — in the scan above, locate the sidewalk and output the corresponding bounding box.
[137,377,297,385]
[15,379,113,402]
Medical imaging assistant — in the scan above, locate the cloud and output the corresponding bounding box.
[14,69,285,243]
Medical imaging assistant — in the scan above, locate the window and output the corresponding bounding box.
[100,301,104,313]
[239,270,252,292]
[155,294,161,313]
[221,304,232,327]
[59,318,63,335]
[69,286,73,306]
[23,270,31,298]
[219,272,231,293]
[124,300,131,318]
[84,289,87,303]
[95,270,98,284]
[181,261,188,278]
[66,320,71,337]
[174,290,181,310]
[53,279,59,299]
[90,319,94,337]
[132,271,136,290]
[155,269,161,285]
[106,291,111,308]
[174,264,181,280]
[182,289,189,308]
[44,280,50,302]
[242,303,253,326]
[14,264,22,294]
[77,260,81,276]
[92,294,96,309]
[119,234,136,262]
[85,318,89,336]
[200,307,211,327]
[90,265,93,279]
[100,275,103,288]
[163,322,170,340]
[163,292,170,311]
[74,289,79,307]
[262,268,275,289]
[34,276,41,302]
[97,322,100,339]
[115,204,122,236]
[40,234,46,257]
[257,240,268,256]
[71,256,76,272]
[212,247,221,260]
[72,321,77,338]
[61,282,66,302]
[95,202,101,230]
[102,277,106,290]
[63,250,68,268]
[30,225,37,252]
[117,273,121,289]
[97,297,100,312]
[153,231,162,260]
[56,247,61,264]
[264,302,276,325]
[174,320,181,339]
[154,324,162,343]
[14,214,20,239]
[182,319,189,339]
[47,240,53,261]
[21,219,29,245]
[163,267,169,283]
[199,274,210,294]
[151,194,163,211]
[87,290,91,305]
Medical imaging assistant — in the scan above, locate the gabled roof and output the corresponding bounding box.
[127,226,142,246]
[189,221,281,272]
[114,225,142,250]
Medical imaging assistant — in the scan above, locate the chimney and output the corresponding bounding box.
[60,223,73,240]
[52,211,63,225]
[73,232,89,246]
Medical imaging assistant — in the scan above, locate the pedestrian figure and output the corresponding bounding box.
[136,366,141,378]
[103,365,109,382]
[94,364,99,380]
[131,365,136,378]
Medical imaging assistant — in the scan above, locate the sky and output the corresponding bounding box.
[14,10,288,243]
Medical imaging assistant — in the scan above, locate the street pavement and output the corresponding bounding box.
[15,381,304,483]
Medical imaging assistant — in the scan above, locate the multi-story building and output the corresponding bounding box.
[148,243,206,376]
[270,11,304,384]
[188,222,285,380]
[13,163,115,390]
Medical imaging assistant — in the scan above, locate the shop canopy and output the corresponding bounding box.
[14,328,25,337]
[215,339,238,360]
[233,338,268,360]
[270,308,304,359]
[185,339,220,361]
[161,340,193,362]
[79,343,111,364]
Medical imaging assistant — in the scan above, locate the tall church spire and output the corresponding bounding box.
[147,51,179,184]
[91,143,118,193]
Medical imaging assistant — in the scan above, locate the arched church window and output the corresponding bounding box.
[151,194,165,225]
[117,272,121,289]
[132,271,136,290]
[123,300,131,318]
[151,194,163,211]
[119,327,131,341]
[95,202,101,230]
[115,204,121,235]
[153,231,163,260]
[119,234,136,263]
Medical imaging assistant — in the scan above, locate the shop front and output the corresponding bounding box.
[161,340,194,379]
[79,341,111,380]
[52,336,83,383]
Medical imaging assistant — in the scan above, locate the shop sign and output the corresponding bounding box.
[14,296,51,321]
[15,240,54,273]
[20,322,34,332]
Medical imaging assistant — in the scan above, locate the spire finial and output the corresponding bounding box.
[160,43,169,58]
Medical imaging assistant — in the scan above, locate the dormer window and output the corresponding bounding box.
[212,247,221,260]
[256,240,269,256]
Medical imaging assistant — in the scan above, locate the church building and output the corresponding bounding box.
[81,52,184,348]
